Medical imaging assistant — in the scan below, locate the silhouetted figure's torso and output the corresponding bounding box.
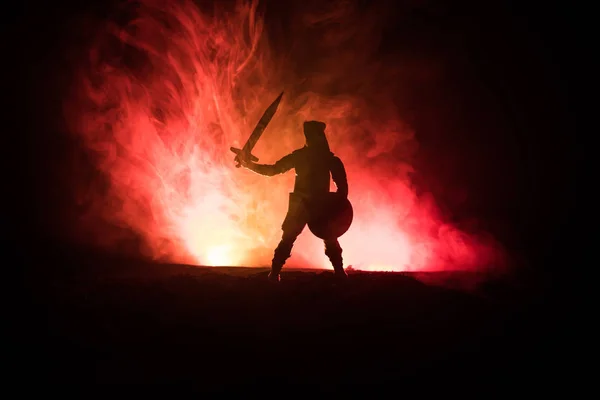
[250,146,348,200]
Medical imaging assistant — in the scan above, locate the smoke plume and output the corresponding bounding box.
[64,0,504,271]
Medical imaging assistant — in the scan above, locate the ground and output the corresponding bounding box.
[17,246,561,388]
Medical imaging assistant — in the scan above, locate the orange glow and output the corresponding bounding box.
[205,245,234,267]
[65,0,503,272]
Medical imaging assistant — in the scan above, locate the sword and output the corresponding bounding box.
[230,91,284,168]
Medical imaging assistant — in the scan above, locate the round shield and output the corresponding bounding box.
[307,192,354,239]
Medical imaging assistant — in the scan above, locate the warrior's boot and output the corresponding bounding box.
[333,263,348,281]
[268,237,294,282]
[268,264,282,282]
[325,239,347,281]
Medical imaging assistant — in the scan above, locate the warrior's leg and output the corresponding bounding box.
[270,228,302,279]
[269,197,309,281]
[324,238,347,279]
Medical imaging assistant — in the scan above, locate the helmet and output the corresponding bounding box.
[303,120,331,152]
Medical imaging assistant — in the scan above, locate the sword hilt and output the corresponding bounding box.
[230,147,259,168]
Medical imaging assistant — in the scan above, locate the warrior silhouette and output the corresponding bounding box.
[239,121,349,282]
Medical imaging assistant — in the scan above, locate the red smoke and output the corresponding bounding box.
[64,0,503,271]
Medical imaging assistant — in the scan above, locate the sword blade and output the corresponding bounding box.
[241,91,284,154]
[231,91,284,167]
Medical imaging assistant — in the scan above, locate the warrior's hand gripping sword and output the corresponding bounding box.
[230,92,284,168]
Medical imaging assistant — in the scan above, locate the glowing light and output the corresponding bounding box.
[206,245,233,266]
[64,0,502,272]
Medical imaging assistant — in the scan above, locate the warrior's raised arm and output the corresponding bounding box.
[240,152,296,177]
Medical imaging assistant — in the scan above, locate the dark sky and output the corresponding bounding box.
[4,0,582,277]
